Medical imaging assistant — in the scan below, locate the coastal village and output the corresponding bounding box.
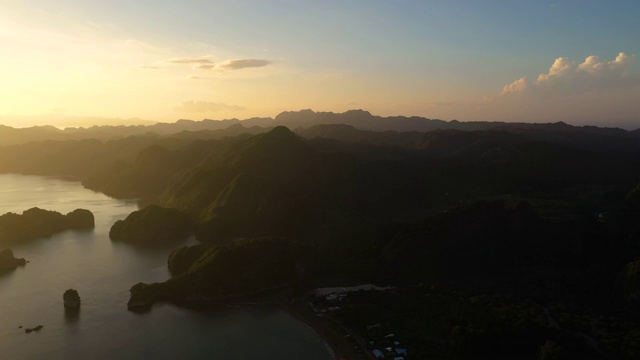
[306,285,409,360]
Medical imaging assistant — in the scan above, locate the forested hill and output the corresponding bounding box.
[1,124,640,234]
[3,118,640,357]
[2,124,640,263]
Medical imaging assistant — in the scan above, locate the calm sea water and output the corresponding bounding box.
[0,174,332,360]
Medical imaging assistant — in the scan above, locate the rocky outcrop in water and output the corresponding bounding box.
[0,207,95,246]
[127,282,159,311]
[65,209,95,229]
[63,289,81,308]
[0,249,26,272]
[24,325,43,334]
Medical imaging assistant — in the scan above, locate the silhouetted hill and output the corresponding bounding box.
[160,127,323,241]
[169,123,270,140]
[3,114,640,358]
[2,110,639,153]
[297,123,424,148]
[275,109,453,132]
[3,122,639,247]
[0,118,268,145]
[128,237,309,309]
[0,125,65,146]
[109,205,192,245]
[0,208,94,246]
[0,249,26,272]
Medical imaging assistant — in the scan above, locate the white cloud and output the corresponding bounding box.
[487,53,640,126]
[502,52,639,95]
[423,53,640,128]
[501,76,528,95]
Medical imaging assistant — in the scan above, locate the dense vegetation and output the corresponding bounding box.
[2,111,640,358]
[63,289,81,308]
[0,248,26,272]
[332,286,640,360]
[128,237,310,309]
[109,205,192,245]
[0,208,94,246]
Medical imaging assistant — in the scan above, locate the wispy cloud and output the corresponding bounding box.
[215,59,271,70]
[142,56,215,69]
[175,101,245,113]
[164,57,214,65]
[147,56,272,72]
[196,64,216,70]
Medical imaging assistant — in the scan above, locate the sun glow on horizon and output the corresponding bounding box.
[0,1,639,129]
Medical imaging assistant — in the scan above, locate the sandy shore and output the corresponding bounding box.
[234,288,359,359]
[282,301,351,360]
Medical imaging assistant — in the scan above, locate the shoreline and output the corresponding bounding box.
[132,287,361,359]
[280,301,348,360]
[229,289,358,360]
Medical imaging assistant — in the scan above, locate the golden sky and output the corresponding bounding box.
[1,1,639,128]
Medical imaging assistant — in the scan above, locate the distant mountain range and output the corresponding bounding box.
[1,109,638,146]
[3,110,640,357]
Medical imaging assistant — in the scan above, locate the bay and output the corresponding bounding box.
[0,174,332,359]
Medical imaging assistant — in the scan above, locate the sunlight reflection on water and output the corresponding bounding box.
[0,174,331,360]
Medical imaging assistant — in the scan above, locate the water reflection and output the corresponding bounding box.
[0,267,17,279]
[64,307,80,323]
[0,174,332,360]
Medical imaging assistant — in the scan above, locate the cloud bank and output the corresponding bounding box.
[423,53,639,128]
[501,52,638,95]
[493,52,640,126]
[175,101,245,113]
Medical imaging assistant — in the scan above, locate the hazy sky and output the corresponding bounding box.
[1,0,639,128]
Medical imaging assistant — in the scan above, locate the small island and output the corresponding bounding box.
[109,205,192,245]
[0,249,26,272]
[0,207,94,246]
[63,289,81,308]
[24,325,43,334]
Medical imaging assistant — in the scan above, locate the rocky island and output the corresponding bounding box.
[0,208,94,246]
[109,205,192,245]
[63,289,81,308]
[0,249,26,272]
[24,325,43,334]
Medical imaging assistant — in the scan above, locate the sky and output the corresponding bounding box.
[0,0,639,128]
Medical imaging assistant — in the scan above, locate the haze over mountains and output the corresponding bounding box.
[3,109,640,358]
[4,0,640,358]
[1,109,639,147]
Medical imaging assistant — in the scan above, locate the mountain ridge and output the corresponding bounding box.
[0,109,637,146]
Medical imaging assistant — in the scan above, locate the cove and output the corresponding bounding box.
[0,174,332,360]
